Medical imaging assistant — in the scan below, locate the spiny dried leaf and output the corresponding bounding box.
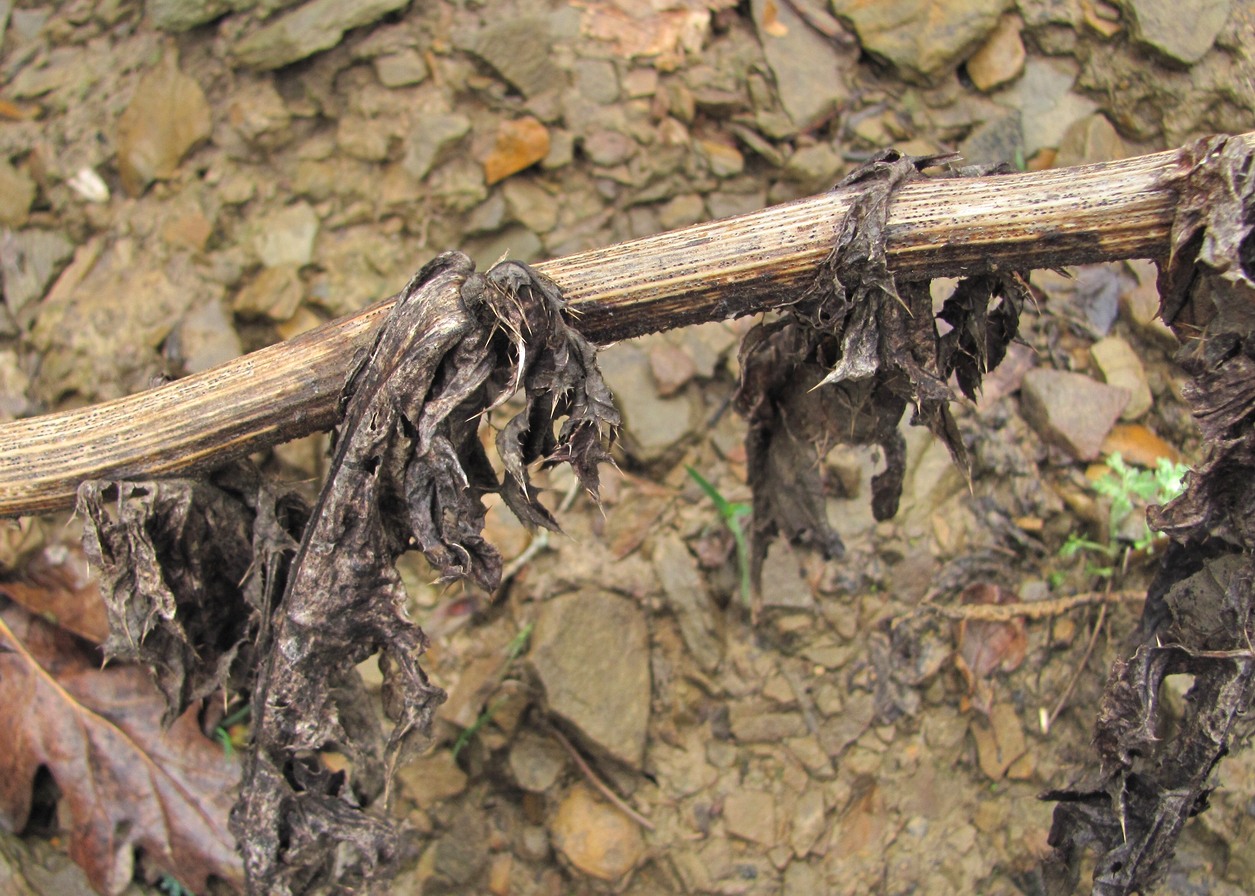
[77,464,307,724]
[1044,135,1255,896]
[236,253,619,894]
[736,151,1026,584]
[0,604,242,896]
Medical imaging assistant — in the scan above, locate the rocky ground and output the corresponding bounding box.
[1,0,1254,894]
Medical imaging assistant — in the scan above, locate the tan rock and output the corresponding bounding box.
[482,117,550,185]
[723,788,778,845]
[233,265,304,322]
[966,15,1025,92]
[1091,335,1152,420]
[549,783,645,881]
[0,158,36,228]
[394,749,469,808]
[116,50,211,196]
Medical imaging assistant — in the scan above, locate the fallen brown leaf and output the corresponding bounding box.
[0,604,243,895]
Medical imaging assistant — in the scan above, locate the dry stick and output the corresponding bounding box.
[548,726,656,831]
[921,589,1146,623]
[1,132,1251,517]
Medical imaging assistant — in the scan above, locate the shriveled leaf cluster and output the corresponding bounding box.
[736,150,1029,582]
[1043,135,1255,895]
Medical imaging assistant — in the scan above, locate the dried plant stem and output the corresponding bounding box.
[921,589,1145,623]
[1042,602,1109,735]
[1,132,1251,517]
[548,726,656,831]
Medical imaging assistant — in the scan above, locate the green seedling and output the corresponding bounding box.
[158,874,194,896]
[1059,452,1190,578]
[213,704,251,758]
[451,622,534,761]
[685,465,752,607]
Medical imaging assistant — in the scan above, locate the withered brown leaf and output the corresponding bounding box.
[0,603,242,896]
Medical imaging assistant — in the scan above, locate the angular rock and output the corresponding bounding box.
[1090,335,1151,420]
[0,158,36,228]
[1054,113,1129,167]
[833,0,1011,84]
[752,0,853,130]
[482,117,550,185]
[0,230,74,313]
[529,591,650,768]
[697,139,745,178]
[1020,368,1129,460]
[508,728,566,792]
[394,748,468,808]
[652,535,723,672]
[965,14,1025,91]
[373,49,428,87]
[993,57,1097,155]
[171,300,243,374]
[115,51,212,196]
[502,178,558,233]
[958,109,1023,167]
[467,17,566,98]
[232,264,304,321]
[723,789,777,845]
[235,0,411,70]
[1126,0,1230,64]
[147,0,237,32]
[549,783,645,881]
[572,57,620,105]
[402,112,471,180]
[599,342,692,460]
[252,201,319,268]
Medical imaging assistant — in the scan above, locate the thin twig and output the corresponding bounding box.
[921,589,1145,623]
[1041,601,1109,735]
[548,726,656,832]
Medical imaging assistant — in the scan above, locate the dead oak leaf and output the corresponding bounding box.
[0,604,242,896]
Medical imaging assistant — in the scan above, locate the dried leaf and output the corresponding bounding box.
[735,151,1027,585]
[234,253,619,894]
[0,540,109,644]
[78,464,308,725]
[0,604,242,896]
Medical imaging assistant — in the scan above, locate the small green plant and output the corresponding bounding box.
[1060,453,1190,578]
[158,874,194,896]
[213,704,251,758]
[451,622,534,760]
[685,465,752,607]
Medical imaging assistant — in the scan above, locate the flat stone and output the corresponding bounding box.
[697,139,745,178]
[652,535,723,672]
[335,115,391,161]
[401,112,471,180]
[115,51,211,196]
[583,129,635,167]
[0,158,36,228]
[729,701,809,742]
[758,541,816,610]
[549,783,645,881]
[723,788,777,845]
[1054,113,1129,167]
[394,748,468,808]
[529,591,650,768]
[373,49,428,87]
[508,728,566,792]
[1020,368,1129,460]
[993,57,1096,155]
[232,264,304,321]
[572,57,620,104]
[658,194,706,230]
[598,343,693,460]
[252,201,319,268]
[965,14,1025,91]
[969,702,1028,780]
[501,178,558,233]
[833,0,1011,84]
[752,0,853,130]
[235,0,412,70]
[0,229,74,313]
[172,300,243,374]
[1126,0,1230,64]
[783,143,843,192]
[959,109,1023,167]
[147,0,237,31]
[1091,335,1152,420]
[467,17,566,98]
[482,117,550,185]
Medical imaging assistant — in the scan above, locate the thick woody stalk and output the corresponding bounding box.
[1,133,1250,516]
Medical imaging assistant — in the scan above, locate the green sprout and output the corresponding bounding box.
[451,622,534,761]
[685,465,752,607]
[158,874,194,896]
[213,704,251,758]
[1059,453,1190,578]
